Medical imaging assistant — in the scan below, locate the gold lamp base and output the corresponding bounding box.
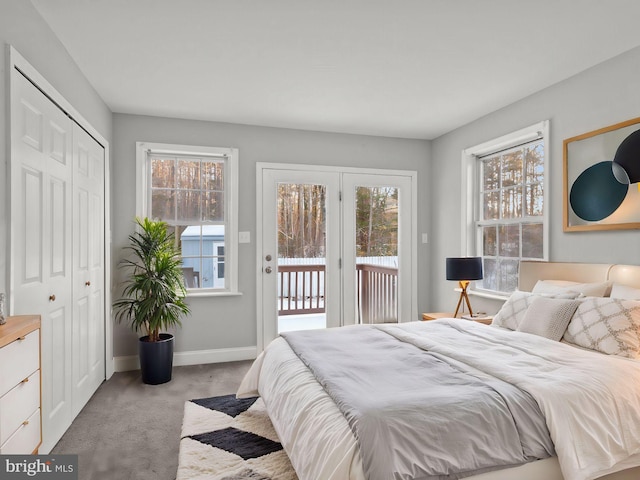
[453,280,474,318]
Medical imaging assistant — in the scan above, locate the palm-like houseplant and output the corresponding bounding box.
[114,217,190,384]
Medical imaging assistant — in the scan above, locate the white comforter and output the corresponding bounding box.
[238,320,640,480]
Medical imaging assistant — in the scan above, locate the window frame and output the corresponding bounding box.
[460,121,549,297]
[136,141,240,296]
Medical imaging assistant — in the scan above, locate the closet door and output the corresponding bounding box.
[10,71,74,451]
[72,124,105,417]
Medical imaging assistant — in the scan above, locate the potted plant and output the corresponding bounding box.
[113,217,190,384]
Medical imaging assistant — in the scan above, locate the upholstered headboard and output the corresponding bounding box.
[519,261,640,292]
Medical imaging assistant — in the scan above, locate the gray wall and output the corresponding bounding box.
[0,0,112,306]
[7,0,639,359]
[430,46,640,315]
[112,114,431,356]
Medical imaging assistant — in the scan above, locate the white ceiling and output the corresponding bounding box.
[32,0,640,140]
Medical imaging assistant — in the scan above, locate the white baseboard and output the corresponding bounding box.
[113,346,257,372]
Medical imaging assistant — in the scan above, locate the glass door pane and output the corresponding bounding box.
[355,186,399,323]
[277,183,327,333]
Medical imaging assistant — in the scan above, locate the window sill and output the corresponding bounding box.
[186,290,243,298]
[469,289,509,301]
[455,287,509,302]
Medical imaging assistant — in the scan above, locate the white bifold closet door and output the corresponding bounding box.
[71,123,105,418]
[10,70,105,453]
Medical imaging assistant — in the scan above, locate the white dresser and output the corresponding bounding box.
[0,315,41,454]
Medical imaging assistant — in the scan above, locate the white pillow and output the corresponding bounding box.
[610,284,640,300]
[491,291,579,330]
[563,297,640,359]
[517,296,580,341]
[533,280,580,288]
[492,291,533,330]
[531,280,612,297]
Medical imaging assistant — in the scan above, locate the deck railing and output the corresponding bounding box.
[356,264,398,324]
[278,264,325,315]
[277,262,398,323]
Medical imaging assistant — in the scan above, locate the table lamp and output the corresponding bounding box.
[446,257,483,318]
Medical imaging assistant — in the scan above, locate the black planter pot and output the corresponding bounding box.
[138,333,174,385]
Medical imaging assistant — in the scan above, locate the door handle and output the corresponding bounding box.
[85,281,91,286]
[49,294,56,302]
[265,266,273,274]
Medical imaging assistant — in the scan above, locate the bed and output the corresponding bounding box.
[238,262,640,480]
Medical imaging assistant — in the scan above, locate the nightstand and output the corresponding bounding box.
[422,312,457,321]
[422,312,493,325]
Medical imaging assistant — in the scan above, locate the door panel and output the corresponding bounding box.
[50,177,67,276]
[22,168,44,283]
[48,306,69,416]
[72,123,105,417]
[11,71,74,450]
[342,173,414,326]
[261,169,340,348]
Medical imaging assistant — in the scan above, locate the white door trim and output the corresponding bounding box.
[255,162,418,353]
[7,45,113,379]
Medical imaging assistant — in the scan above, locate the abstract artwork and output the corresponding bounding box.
[564,117,640,231]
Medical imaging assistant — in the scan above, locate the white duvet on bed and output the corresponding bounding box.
[238,319,640,480]
[239,335,365,479]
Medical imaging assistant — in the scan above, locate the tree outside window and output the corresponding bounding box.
[477,140,545,293]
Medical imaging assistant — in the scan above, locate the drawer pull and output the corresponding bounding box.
[85,281,91,286]
[21,377,29,383]
[17,336,26,341]
[22,420,29,426]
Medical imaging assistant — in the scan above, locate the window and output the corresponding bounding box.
[136,142,239,294]
[462,121,549,295]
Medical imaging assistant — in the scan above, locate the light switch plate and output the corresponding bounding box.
[239,231,251,243]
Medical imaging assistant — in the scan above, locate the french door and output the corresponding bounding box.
[260,169,342,347]
[342,173,414,326]
[258,164,416,350]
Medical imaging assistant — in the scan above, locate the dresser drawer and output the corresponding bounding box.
[0,329,39,397]
[0,408,40,454]
[0,370,40,445]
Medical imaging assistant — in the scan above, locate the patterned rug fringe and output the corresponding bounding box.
[177,394,298,480]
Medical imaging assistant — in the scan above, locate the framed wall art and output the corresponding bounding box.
[564,117,640,231]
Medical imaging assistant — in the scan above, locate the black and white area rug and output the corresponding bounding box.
[178,394,298,480]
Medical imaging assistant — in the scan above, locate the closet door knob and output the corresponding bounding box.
[85,281,91,286]
[49,294,56,302]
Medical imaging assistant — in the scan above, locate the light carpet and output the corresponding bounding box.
[178,394,298,480]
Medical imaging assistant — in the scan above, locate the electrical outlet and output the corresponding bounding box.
[239,231,250,243]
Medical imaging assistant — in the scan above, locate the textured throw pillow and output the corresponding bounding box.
[492,291,580,330]
[610,284,640,300]
[492,291,538,330]
[563,297,640,359]
[532,280,612,297]
[517,296,580,341]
